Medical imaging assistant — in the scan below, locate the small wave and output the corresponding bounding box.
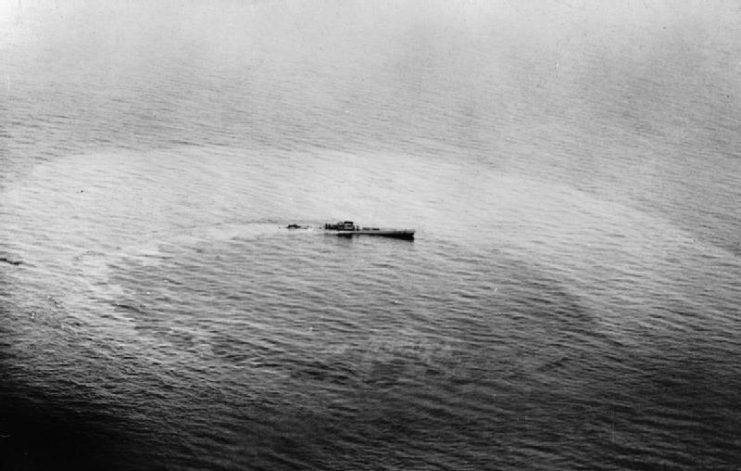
[0,256,22,266]
[111,302,147,315]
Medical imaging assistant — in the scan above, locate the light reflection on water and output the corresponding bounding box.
[2,1,741,470]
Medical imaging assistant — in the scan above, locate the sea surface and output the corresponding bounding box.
[2,1,741,469]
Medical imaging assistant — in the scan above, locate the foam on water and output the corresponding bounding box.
[2,143,740,467]
[3,1,741,469]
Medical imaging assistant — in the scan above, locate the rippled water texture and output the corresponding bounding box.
[2,1,741,469]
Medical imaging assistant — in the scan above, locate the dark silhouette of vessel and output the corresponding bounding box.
[286,221,415,240]
[323,221,415,240]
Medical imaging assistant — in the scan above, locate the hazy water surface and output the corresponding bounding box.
[2,1,741,469]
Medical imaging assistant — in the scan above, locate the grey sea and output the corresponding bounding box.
[2,1,741,470]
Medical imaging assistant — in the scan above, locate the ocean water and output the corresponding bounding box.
[2,1,741,469]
